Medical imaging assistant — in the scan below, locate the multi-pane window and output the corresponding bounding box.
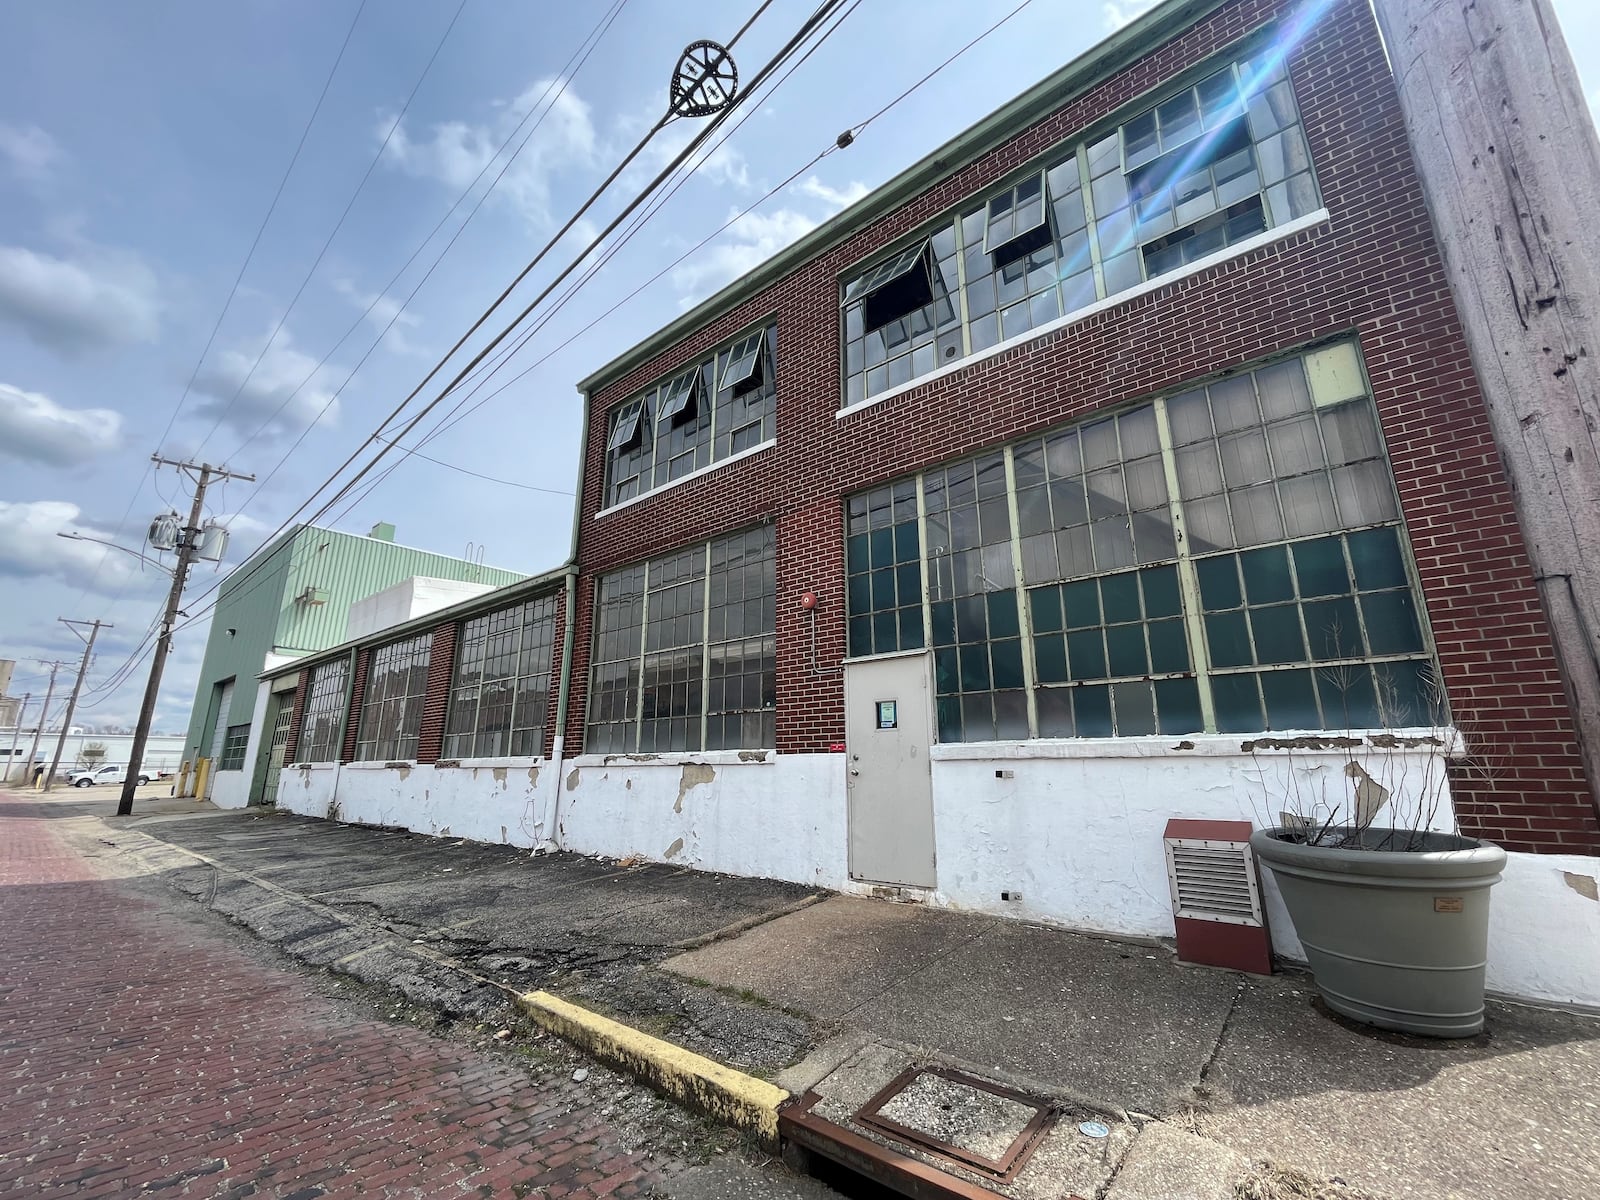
[219,725,251,771]
[443,595,559,758]
[842,50,1318,407]
[587,526,775,753]
[843,341,1437,742]
[355,633,433,761]
[298,658,350,763]
[602,322,778,506]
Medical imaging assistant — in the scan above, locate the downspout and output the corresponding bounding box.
[545,386,589,852]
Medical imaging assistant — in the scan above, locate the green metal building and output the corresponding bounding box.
[183,522,526,806]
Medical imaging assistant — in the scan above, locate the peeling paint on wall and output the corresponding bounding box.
[527,766,540,787]
[1564,870,1599,901]
[566,768,581,791]
[676,763,716,813]
[493,767,507,785]
[664,837,684,859]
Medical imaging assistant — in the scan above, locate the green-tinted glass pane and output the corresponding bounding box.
[1361,591,1423,655]
[956,595,988,642]
[1141,564,1182,618]
[992,639,1025,689]
[1030,587,1063,634]
[1292,536,1350,598]
[937,696,962,741]
[1035,635,1069,683]
[1205,611,1253,667]
[1067,630,1107,680]
[1113,681,1157,735]
[1075,685,1113,736]
[1376,658,1439,726]
[988,590,1021,639]
[900,610,925,650]
[847,533,870,574]
[849,616,871,657]
[1240,544,1293,603]
[1251,604,1306,665]
[872,568,895,609]
[961,693,996,741]
[897,562,921,606]
[1348,526,1407,590]
[1100,571,1140,619]
[960,644,992,690]
[894,521,920,563]
[1036,688,1074,736]
[1197,555,1242,609]
[934,647,960,693]
[1261,668,1320,729]
[1148,619,1191,673]
[1106,624,1148,676]
[1154,677,1203,733]
[1316,664,1379,728]
[870,526,895,569]
[848,574,871,614]
[1063,579,1101,628]
[1212,672,1264,733]
[1304,597,1361,659]
[873,609,897,653]
[931,600,957,646]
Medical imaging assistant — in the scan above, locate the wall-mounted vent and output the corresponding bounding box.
[1162,819,1272,975]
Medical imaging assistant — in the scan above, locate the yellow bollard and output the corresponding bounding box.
[177,760,191,798]
[194,757,212,802]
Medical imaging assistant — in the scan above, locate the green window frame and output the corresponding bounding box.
[355,632,433,761]
[443,594,560,759]
[218,724,251,771]
[298,658,350,763]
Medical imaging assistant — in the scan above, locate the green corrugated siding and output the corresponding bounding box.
[181,526,526,757]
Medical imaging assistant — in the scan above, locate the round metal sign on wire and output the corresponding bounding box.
[670,40,738,117]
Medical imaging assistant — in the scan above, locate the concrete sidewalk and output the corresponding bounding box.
[70,799,1600,1199]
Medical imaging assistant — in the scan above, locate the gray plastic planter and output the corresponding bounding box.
[1250,828,1506,1038]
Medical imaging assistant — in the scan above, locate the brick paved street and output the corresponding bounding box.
[0,790,706,1199]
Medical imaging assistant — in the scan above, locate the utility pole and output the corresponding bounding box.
[1370,0,1600,809]
[119,456,254,817]
[26,663,63,788]
[42,618,112,793]
[5,693,29,785]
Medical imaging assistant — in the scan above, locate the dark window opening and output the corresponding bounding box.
[656,368,702,425]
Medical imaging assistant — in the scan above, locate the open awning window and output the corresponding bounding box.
[606,401,646,451]
[844,240,935,332]
[655,367,703,424]
[719,329,767,394]
[982,171,1052,265]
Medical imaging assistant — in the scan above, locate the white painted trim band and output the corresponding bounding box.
[836,209,1333,420]
[569,749,777,769]
[594,438,777,518]
[929,726,1453,762]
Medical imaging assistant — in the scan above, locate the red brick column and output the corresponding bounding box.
[341,648,370,764]
[282,671,309,765]
[416,623,457,764]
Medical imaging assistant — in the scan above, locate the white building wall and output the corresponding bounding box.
[345,577,497,643]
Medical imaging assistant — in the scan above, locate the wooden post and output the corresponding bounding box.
[1370,0,1600,809]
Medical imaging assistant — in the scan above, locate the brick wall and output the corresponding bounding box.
[282,670,308,766]
[416,623,458,765]
[565,0,1598,852]
[341,648,370,765]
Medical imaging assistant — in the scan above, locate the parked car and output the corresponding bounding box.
[66,764,152,788]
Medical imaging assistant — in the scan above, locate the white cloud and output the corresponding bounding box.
[797,176,869,209]
[1103,0,1159,30]
[189,326,341,440]
[0,243,162,355]
[626,115,751,192]
[0,122,62,182]
[381,78,599,229]
[0,382,123,465]
[0,500,162,592]
[333,278,424,356]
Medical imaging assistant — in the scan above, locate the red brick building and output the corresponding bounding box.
[265,0,1600,1006]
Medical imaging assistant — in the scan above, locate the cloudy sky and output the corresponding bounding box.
[2,0,1598,735]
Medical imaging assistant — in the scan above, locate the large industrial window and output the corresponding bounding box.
[843,340,1437,742]
[843,50,1319,406]
[444,594,559,758]
[298,658,349,763]
[355,632,433,761]
[587,525,776,752]
[602,322,778,507]
[218,725,251,771]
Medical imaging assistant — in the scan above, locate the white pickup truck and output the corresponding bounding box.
[65,764,159,788]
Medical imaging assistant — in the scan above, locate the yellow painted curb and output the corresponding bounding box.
[518,990,789,1148]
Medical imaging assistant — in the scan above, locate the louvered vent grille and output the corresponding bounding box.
[1165,839,1263,927]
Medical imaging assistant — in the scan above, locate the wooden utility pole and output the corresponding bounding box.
[119,456,254,816]
[5,693,30,784]
[26,663,63,787]
[42,618,112,793]
[1371,0,1600,808]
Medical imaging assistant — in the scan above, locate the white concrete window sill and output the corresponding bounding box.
[595,438,777,518]
[836,208,1332,421]
[569,749,778,769]
[289,761,341,770]
[929,727,1455,762]
[432,756,550,769]
[342,760,420,771]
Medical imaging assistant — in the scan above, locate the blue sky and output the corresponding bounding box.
[1,0,1598,734]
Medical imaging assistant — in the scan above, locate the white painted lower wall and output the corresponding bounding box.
[210,769,250,810]
[272,733,1600,1008]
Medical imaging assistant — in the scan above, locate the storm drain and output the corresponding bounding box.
[853,1066,1055,1182]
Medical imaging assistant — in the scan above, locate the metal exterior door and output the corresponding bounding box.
[845,652,936,888]
[255,696,293,806]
